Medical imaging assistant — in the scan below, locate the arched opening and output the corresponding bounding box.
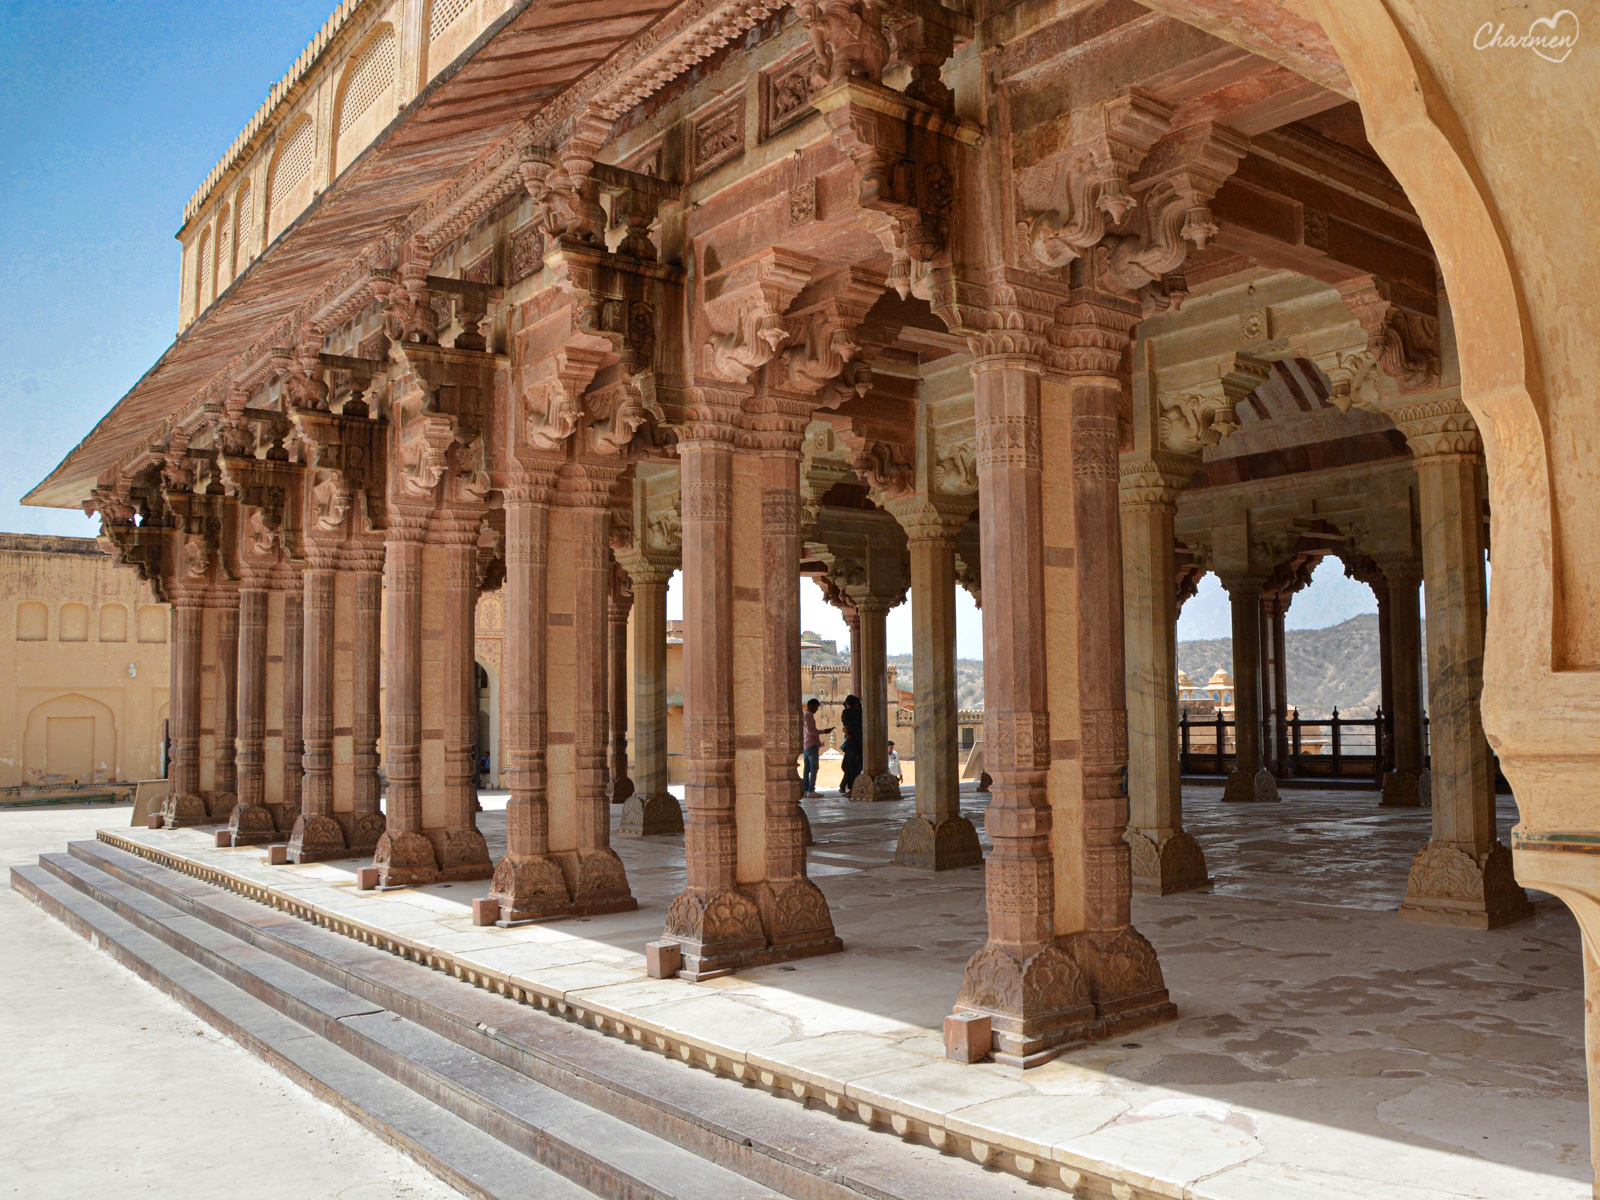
[264,114,315,246]
[137,605,167,643]
[15,601,47,641]
[331,24,397,178]
[23,693,118,784]
[59,602,89,642]
[99,603,127,642]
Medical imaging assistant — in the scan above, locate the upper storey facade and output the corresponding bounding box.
[178,0,521,331]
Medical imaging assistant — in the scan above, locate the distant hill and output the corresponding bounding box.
[1178,613,1405,718]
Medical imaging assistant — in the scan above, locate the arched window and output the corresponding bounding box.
[100,604,128,642]
[214,202,232,294]
[137,605,168,644]
[194,225,212,315]
[265,115,316,244]
[333,25,397,176]
[235,178,254,265]
[59,603,89,642]
[16,601,47,641]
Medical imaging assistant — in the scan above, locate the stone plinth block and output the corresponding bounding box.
[1223,767,1280,803]
[488,854,571,923]
[892,814,984,870]
[288,814,349,864]
[1379,770,1425,808]
[472,898,500,926]
[160,792,209,828]
[850,771,902,802]
[750,879,844,958]
[213,830,233,848]
[147,814,164,830]
[267,845,289,865]
[619,793,684,837]
[944,1012,992,1064]
[1060,927,1179,1035]
[565,849,637,914]
[1399,840,1534,929]
[228,802,277,846]
[646,940,682,979]
[356,867,379,891]
[664,887,768,980]
[1125,829,1210,895]
[373,830,439,888]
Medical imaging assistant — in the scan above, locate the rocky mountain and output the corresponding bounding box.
[1177,613,1400,718]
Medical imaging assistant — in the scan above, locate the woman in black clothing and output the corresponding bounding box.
[839,694,863,795]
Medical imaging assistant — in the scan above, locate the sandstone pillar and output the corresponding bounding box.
[1375,579,1395,722]
[1119,455,1208,893]
[1396,400,1530,927]
[1221,578,1279,802]
[1057,357,1173,1029]
[374,509,439,885]
[616,556,682,836]
[891,508,981,868]
[1379,565,1427,808]
[209,594,240,819]
[561,478,631,908]
[843,606,862,697]
[955,353,1093,1064]
[666,427,766,974]
[849,597,900,801]
[161,597,208,826]
[348,555,386,852]
[607,570,635,804]
[488,479,570,921]
[1263,595,1289,774]
[228,583,276,843]
[433,508,495,880]
[290,555,348,861]
[279,587,304,834]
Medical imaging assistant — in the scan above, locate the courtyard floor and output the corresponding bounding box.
[71,784,1591,1200]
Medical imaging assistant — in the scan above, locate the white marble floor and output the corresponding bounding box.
[96,786,1590,1200]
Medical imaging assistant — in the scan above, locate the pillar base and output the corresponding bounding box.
[976,772,991,793]
[160,792,211,828]
[348,812,387,854]
[619,792,684,837]
[1223,767,1280,803]
[749,878,843,959]
[798,805,814,848]
[850,771,902,802]
[610,776,635,805]
[227,802,278,846]
[564,849,637,913]
[425,826,494,883]
[1126,828,1210,895]
[270,803,301,837]
[663,887,769,980]
[205,791,238,821]
[955,941,1098,1066]
[1059,927,1178,1032]
[288,813,349,863]
[1399,839,1534,929]
[373,830,441,887]
[1379,770,1425,807]
[892,814,983,870]
[488,853,572,923]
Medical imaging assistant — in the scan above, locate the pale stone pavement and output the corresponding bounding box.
[0,802,465,1200]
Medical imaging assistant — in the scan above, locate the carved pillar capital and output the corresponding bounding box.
[1389,393,1482,461]
[1118,452,1196,508]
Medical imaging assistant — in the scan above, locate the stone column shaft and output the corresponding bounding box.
[489,489,570,920]
[435,509,494,880]
[848,599,901,800]
[280,588,304,831]
[229,585,276,843]
[1266,600,1289,772]
[349,564,385,850]
[1381,570,1427,807]
[1222,580,1279,803]
[1120,460,1207,893]
[844,607,862,697]
[210,597,239,818]
[618,562,683,836]
[374,514,438,885]
[162,598,208,826]
[290,560,347,860]
[608,579,634,804]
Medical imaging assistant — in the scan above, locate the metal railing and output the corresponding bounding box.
[1178,708,1410,782]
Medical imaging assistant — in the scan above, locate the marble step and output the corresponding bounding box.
[9,861,595,1200]
[24,851,793,1200]
[63,837,1030,1200]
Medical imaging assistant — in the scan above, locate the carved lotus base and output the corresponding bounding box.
[425,826,494,883]
[271,804,302,838]
[205,791,238,820]
[161,792,210,828]
[288,813,349,863]
[663,886,768,980]
[1399,839,1533,929]
[892,813,983,870]
[1125,828,1210,895]
[850,771,902,802]
[1223,767,1280,803]
[610,775,635,805]
[348,811,387,854]
[748,877,842,958]
[1059,926,1177,1032]
[373,830,440,887]
[619,792,684,837]
[227,801,278,846]
[488,853,572,923]
[1379,770,1425,808]
[955,941,1097,1066]
[564,848,637,913]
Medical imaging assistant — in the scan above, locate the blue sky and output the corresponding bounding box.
[0,1,1373,652]
[0,0,333,538]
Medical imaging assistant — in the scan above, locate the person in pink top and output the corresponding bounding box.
[799,698,832,798]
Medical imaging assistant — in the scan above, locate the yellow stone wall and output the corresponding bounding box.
[0,535,171,788]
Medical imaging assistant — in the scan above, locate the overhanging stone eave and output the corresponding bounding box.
[29,0,681,512]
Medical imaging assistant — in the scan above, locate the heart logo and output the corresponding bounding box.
[1529,9,1580,63]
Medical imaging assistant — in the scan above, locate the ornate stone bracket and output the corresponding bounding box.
[1156,353,1271,453]
[392,343,496,505]
[1335,275,1441,399]
[702,249,814,382]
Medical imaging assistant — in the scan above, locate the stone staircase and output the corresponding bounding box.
[12,841,1034,1200]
